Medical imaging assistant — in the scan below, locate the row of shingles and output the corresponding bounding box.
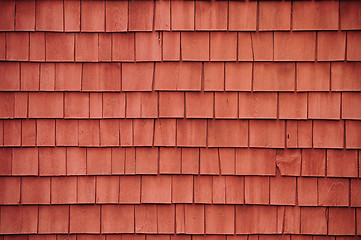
[1,31,361,62]
[1,173,361,206]
[0,147,360,178]
[0,91,360,120]
[0,204,359,235]
[0,118,360,149]
[0,61,360,92]
[0,1,360,32]
[0,236,359,240]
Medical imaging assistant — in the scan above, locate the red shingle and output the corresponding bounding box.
[106,1,127,32]
[111,148,125,174]
[12,148,38,175]
[327,150,358,178]
[0,206,38,234]
[347,31,361,61]
[182,148,199,174]
[177,119,207,147]
[29,32,45,61]
[329,208,355,235]
[119,175,140,203]
[78,176,95,204]
[6,32,29,61]
[184,204,204,234]
[129,1,153,31]
[83,63,121,91]
[0,149,11,175]
[293,1,339,30]
[120,119,133,147]
[39,63,55,91]
[195,1,227,31]
[237,33,253,61]
[158,205,175,234]
[297,62,330,91]
[64,0,80,31]
[313,120,344,149]
[215,92,237,119]
[171,1,194,31]
[332,62,361,91]
[135,205,157,233]
[122,63,153,91]
[51,177,77,204]
[21,119,36,146]
[67,147,86,175]
[39,148,66,176]
[89,93,102,118]
[46,33,74,61]
[244,176,269,205]
[142,175,171,204]
[14,92,27,118]
[317,32,346,61]
[308,92,341,119]
[0,62,20,91]
[4,120,21,146]
[181,32,209,61]
[102,205,134,233]
[21,177,50,204]
[200,148,219,175]
[126,92,157,118]
[301,149,326,177]
[81,0,104,32]
[270,176,296,205]
[236,206,277,234]
[136,32,161,61]
[298,177,317,206]
[69,205,100,234]
[159,92,184,118]
[219,148,235,175]
[0,93,14,118]
[300,207,327,234]
[249,120,285,148]
[186,92,213,118]
[38,205,69,234]
[206,205,234,234]
[279,93,307,119]
[239,92,277,119]
[228,1,257,31]
[20,62,39,91]
[154,62,202,91]
[103,93,125,118]
[253,62,295,91]
[172,175,193,203]
[208,120,248,147]
[236,148,275,176]
[259,1,291,31]
[37,119,55,146]
[346,120,361,149]
[210,32,237,61]
[194,175,212,204]
[87,148,111,175]
[99,33,111,61]
[75,33,98,62]
[96,176,119,204]
[79,120,100,146]
[318,178,349,206]
[342,92,361,119]
[36,0,63,31]
[276,149,301,176]
[154,0,170,31]
[0,177,20,205]
[133,119,153,146]
[163,32,180,61]
[0,33,4,60]
[340,1,361,30]
[154,120,176,147]
[112,33,134,61]
[64,93,89,118]
[135,147,158,174]
[204,62,224,91]
[0,1,15,31]
[351,179,361,207]
[100,119,119,147]
[274,32,316,61]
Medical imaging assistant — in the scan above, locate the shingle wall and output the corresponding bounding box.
[0,0,360,239]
